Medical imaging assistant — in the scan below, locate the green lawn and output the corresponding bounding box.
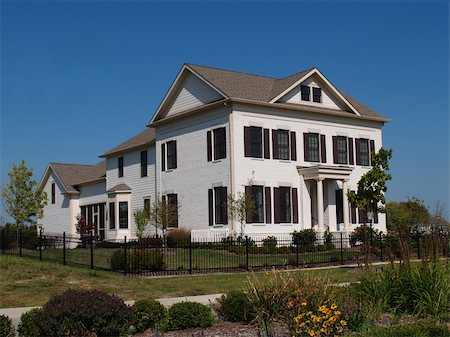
[0,254,365,308]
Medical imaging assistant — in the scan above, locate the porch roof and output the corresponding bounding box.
[297,165,354,181]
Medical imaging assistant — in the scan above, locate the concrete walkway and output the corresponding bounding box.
[0,293,223,332]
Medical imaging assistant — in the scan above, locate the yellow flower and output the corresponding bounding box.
[308,329,315,336]
[301,301,307,306]
[340,320,347,326]
[331,303,337,310]
[334,310,341,316]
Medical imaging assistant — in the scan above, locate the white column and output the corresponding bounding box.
[316,178,324,233]
[342,179,350,232]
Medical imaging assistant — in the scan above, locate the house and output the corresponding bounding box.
[38,63,389,241]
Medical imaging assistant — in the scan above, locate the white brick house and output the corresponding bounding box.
[39,63,389,241]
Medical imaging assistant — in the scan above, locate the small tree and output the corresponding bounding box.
[134,208,150,240]
[1,160,47,227]
[228,191,256,238]
[148,198,178,240]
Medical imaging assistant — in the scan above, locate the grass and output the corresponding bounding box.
[0,254,364,308]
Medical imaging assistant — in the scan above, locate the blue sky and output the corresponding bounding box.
[1,1,449,221]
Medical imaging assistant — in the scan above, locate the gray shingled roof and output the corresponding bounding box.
[106,183,131,193]
[100,128,155,158]
[50,161,106,194]
[182,64,385,120]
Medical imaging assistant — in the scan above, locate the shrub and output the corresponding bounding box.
[166,228,191,248]
[262,236,277,254]
[292,229,316,247]
[132,299,167,333]
[110,248,165,273]
[349,321,450,337]
[0,315,14,337]
[350,225,380,247]
[32,289,132,336]
[215,291,255,323]
[17,308,41,337]
[167,302,214,330]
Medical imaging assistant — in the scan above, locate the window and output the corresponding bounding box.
[244,126,263,158]
[119,202,128,229]
[359,139,370,166]
[247,185,264,223]
[279,187,291,223]
[51,182,55,204]
[277,130,290,160]
[313,87,322,103]
[301,85,310,101]
[307,133,320,162]
[334,136,348,164]
[213,127,226,160]
[118,157,124,177]
[166,140,177,170]
[167,194,178,228]
[144,198,151,216]
[140,150,148,177]
[109,202,115,229]
[214,187,227,225]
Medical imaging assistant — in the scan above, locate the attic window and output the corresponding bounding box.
[313,87,322,103]
[300,85,310,101]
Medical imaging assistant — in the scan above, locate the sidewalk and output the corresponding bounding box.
[0,293,223,332]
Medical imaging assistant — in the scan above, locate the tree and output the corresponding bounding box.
[1,160,47,227]
[134,208,150,239]
[148,197,178,239]
[348,148,392,215]
[386,197,430,233]
[228,191,256,238]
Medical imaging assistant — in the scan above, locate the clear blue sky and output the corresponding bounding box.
[1,1,449,221]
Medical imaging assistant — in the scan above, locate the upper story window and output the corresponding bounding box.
[313,87,322,103]
[118,157,124,177]
[140,150,148,177]
[333,136,348,165]
[301,85,310,101]
[244,126,262,158]
[359,139,370,166]
[118,201,128,229]
[51,182,56,204]
[207,127,226,161]
[274,130,290,160]
[305,133,320,162]
[246,185,264,223]
[162,140,177,171]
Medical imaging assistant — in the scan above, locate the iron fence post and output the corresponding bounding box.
[340,233,344,265]
[19,228,22,257]
[245,236,249,271]
[90,231,94,269]
[124,236,128,275]
[63,232,66,265]
[39,230,42,261]
[189,236,192,275]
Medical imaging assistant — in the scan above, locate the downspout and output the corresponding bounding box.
[227,103,236,236]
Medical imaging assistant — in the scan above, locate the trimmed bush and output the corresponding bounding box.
[110,249,165,273]
[292,229,316,247]
[167,302,214,330]
[32,289,132,336]
[132,299,167,333]
[215,291,255,323]
[166,229,191,248]
[0,315,14,337]
[262,236,277,254]
[17,308,41,337]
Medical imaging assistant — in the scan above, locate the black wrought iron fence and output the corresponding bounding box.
[1,227,448,276]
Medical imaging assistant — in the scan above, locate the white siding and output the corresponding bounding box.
[40,172,71,234]
[106,144,156,239]
[278,76,347,111]
[231,103,386,235]
[78,182,106,206]
[166,72,224,117]
[156,106,231,231]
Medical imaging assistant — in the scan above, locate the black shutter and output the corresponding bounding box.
[351,206,357,224]
[222,187,228,225]
[355,139,361,165]
[290,131,297,161]
[207,131,212,162]
[173,141,177,169]
[265,187,271,224]
[332,136,338,164]
[348,138,354,165]
[320,134,326,163]
[358,209,367,224]
[370,140,375,166]
[274,187,280,224]
[245,186,252,223]
[262,128,270,159]
[292,188,298,224]
[335,189,343,224]
[303,133,309,161]
[208,189,213,226]
[272,130,279,159]
[244,127,251,157]
[374,211,379,224]
[161,143,166,171]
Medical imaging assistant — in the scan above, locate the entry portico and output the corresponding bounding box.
[298,165,353,235]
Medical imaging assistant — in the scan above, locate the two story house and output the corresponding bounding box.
[38,63,389,241]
